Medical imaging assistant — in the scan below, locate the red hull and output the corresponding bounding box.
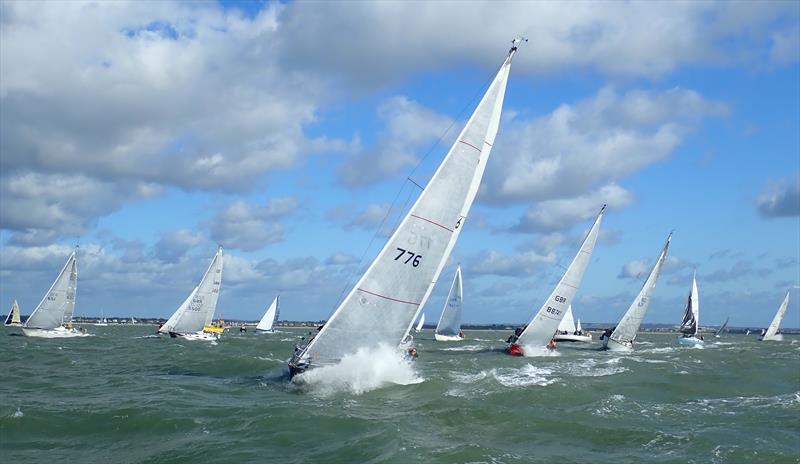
[505,343,524,356]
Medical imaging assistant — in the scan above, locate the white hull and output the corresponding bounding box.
[176,331,219,342]
[760,334,784,341]
[676,336,704,346]
[434,333,464,341]
[602,336,633,352]
[22,327,92,338]
[255,328,276,333]
[554,333,593,343]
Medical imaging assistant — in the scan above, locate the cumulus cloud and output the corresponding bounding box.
[210,197,299,251]
[618,259,650,279]
[756,175,800,218]
[337,96,453,188]
[467,247,556,277]
[154,228,205,261]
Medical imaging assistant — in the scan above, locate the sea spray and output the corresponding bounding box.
[292,344,423,395]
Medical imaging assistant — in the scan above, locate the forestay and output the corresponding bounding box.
[679,271,699,336]
[435,266,463,337]
[515,206,604,348]
[159,247,223,334]
[256,296,279,332]
[557,305,576,333]
[763,292,790,340]
[293,43,520,369]
[609,234,671,345]
[25,251,77,330]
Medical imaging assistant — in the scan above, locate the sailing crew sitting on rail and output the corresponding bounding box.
[506,326,524,344]
[294,337,305,354]
[458,330,464,338]
[599,328,613,340]
[547,339,557,350]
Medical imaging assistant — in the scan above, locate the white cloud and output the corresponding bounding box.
[756,175,800,218]
[210,197,299,251]
[618,259,649,279]
[154,228,205,261]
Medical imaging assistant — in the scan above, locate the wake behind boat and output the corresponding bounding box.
[434,266,465,342]
[288,39,525,378]
[760,291,790,342]
[256,295,280,333]
[158,246,224,342]
[21,249,90,338]
[601,233,671,352]
[505,206,604,356]
[676,271,704,346]
[553,306,592,343]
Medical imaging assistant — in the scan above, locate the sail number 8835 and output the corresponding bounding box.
[394,248,422,267]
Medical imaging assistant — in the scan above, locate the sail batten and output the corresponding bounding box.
[291,45,519,371]
[24,251,77,330]
[159,247,223,335]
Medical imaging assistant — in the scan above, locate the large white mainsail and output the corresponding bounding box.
[602,233,671,351]
[507,206,604,355]
[256,296,280,332]
[435,265,464,341]
[24,250,78,331]
[761,291,789,341]
[159,246,223,336]
[289,41,523,376]
[4,299,21,326]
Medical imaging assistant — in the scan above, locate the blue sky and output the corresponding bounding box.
[0,1,798,329]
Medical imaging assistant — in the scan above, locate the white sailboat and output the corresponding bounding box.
[414,313,426,333]
[94,309,108,326]
[158,246,223,341]
[676,271,703,346]
[130,316,136,325]
[256,296,280,333]
[601,233,671,351]
[4,299,22,326]
[553,305,593,343]
[506,206,604,356]
[714,317,729,338]
[22,249,89,338]
[288,39,524,377]
[434,266,464,341]
[760,291,789,341]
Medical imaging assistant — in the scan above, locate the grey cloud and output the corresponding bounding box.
[210,197,299,251]
[756,175,800,218]
[154,229,205,262]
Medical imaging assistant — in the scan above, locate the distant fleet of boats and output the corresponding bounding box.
[2,40,795,382]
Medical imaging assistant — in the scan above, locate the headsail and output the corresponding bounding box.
[557,305,576,333]
[609,233,671,346]
[762,292,790,340]
[159,247,223,334]
[435,266,463,337]
[415,313,426,332]
[256,296,280,332]
[290,42,520,371]
[4,300,21,326]
[514,206,604,349]
[678,271,699,336]
[576,318,583,333]
[24,250,77,330]
[715,317,729,336]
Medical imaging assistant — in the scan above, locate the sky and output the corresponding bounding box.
[0,0,798,329]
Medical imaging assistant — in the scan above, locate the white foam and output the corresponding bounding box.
[520,345,562,357]
[441,344,483,352]
[11,408,23,418]
[292,343,423,395]
[492,364,556,387]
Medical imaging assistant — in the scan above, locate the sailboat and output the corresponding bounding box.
[506,206,604,356]
[553,305,593,343]
[94,309,108,326]
[287,39,524,377]
[130,316,136,325]
[4,300,22,326]
[256,296,280,333]
[414,313,426,333]
[676,271,703,346]
[434,266,464,341]
[600,233,671,351]
[714,317,729,338]
[22,249,89,338]
[760,291,790,341]
[158,246,223,341]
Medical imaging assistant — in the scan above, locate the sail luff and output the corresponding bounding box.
[763,291,790,340]
[24,251,77,330]
[515,206,604,348]
[435,266,463,336]
[609,233,671,345]
[293,46,517,369]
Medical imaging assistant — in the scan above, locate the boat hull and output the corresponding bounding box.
[602,336,633,352]
[505,343,524,356]
[434,333,464,341]
[170,331,219,342]
[676,336,704,346]
[22,327,91,338]
[554,333,593,343]
[760,334,784,341]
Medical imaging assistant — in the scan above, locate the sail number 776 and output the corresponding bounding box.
[394,248,422,267]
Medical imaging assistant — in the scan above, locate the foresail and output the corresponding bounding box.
[24,251,77,330]
[296,46,517,368]
[516,206,604,348]
[435,266,463,336]
[679,273,699,335]
[415,313,426,332]
[161,247,223,334]
[763,292,790,339]
[557,305,576,333]
[610,234,671,344]
[256,296,279,331]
